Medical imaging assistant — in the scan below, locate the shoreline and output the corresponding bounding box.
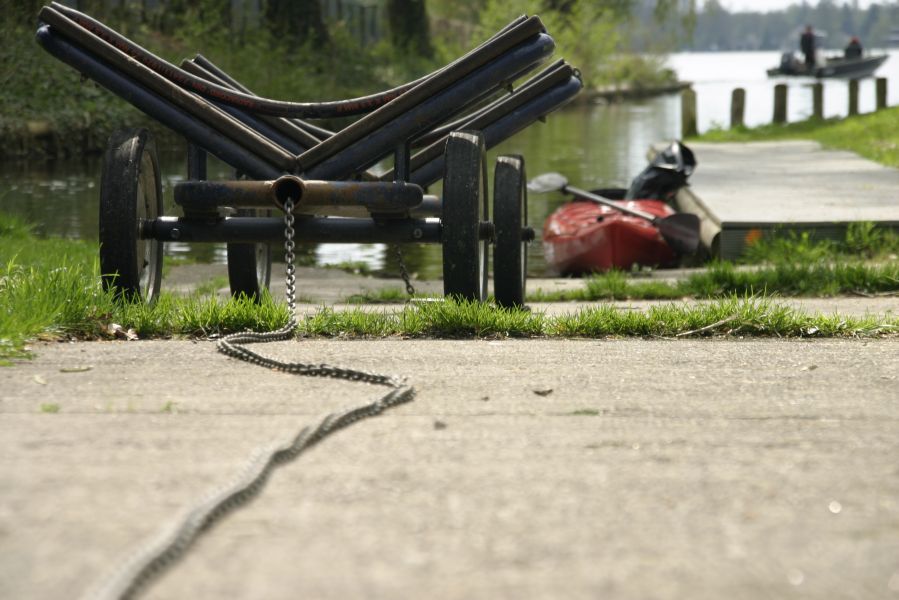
[575,80,691,103]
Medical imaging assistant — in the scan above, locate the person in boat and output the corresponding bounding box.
[844,36,863,60]
[800,25,816,69]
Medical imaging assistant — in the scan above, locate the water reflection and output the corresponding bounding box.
[0,98,681,278]
[491,96,680,275]
[3,49,895,277]
[667,49,898,130]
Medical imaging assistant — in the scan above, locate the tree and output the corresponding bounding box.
[265,0,330,46]
[840,4,856,38]
[386,0,433,58]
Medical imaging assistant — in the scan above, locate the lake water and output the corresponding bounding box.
[3,50,897,279]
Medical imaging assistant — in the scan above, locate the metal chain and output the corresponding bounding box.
[394,245,416,296]
[284,198,297,315]
[84,196,415,600]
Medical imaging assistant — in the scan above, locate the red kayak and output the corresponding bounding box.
[542,198,678,275]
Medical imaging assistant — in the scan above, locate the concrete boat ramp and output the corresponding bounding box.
[678,141,899,259]
[2,141,899,600]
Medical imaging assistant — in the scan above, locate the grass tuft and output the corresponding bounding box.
[529,225,899,303]
[345,287,409,304]
[0,221,291,360]
[549,295,895,338]
[693,107,899,170]
[2,214,897,362]
[296,296,895,340]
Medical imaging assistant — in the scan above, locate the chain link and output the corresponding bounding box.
[394,245,416,296]
[283,197,297,314]
[84,194,415,600]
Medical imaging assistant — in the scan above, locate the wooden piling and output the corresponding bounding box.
[848,79,859,116]
[681,87,697,137]
[730,88,745,128]
[812,83,824,119]
[876,77,887,110]
[773,84,787,124]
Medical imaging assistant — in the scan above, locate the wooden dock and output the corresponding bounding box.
[674,140,899,259]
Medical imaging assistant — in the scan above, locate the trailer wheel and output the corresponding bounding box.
[99,128,163,303]
[227,209,272,301]
[493,155,528,308]
[442,131,488,301]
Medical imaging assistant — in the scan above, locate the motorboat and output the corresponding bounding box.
[767,51,888,78]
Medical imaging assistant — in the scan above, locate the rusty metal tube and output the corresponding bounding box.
[270,176,306,208]
[174,177,422,215]
[296,180,423,214]
[49,2,532,119]
[174,180,284,213]
[174,176,308,212]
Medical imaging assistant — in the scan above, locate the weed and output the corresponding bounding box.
[528,235,899,302]
[345,287,409,304]
[744,225,899,263]
[569,409,601,416]
[2,216,897,360]
[548,295,896,338]
[298,297,896,340]
[742,230,835,264]
[0,223,290,358]
[40,403,60,413]
[193,277,229,297]
[844,222,899,258]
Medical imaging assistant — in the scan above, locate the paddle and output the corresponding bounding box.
[528,172,701,255]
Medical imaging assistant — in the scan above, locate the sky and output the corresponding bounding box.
[713,0,881,12]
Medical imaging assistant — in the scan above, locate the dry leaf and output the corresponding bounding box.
[107,323,139,340]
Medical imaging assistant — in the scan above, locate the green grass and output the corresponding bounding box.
[568,409,601,416]
[294,296,896,339]
[345,287,410,304]
[193,276,230,296]
[529,261,899,302]
[743,224,899,263]
[529,225,899,302]
[0,213,290,360]
[3,213,897,362]
[694,107,899,169]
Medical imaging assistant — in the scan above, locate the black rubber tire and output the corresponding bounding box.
[99,128,163,303]
[493,155,528,308]
[441,131,488,301]
[227,209,272,300]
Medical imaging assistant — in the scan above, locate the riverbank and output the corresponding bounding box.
[1,5,678,161]
[580,81,691,103]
